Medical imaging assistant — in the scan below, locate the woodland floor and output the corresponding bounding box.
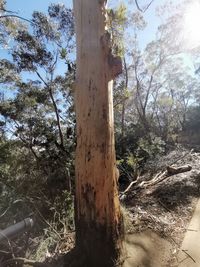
[50,147,200,267]
[4,147,200,267]
[121,147,200,266]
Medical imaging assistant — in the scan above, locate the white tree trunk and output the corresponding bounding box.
[73,0,123,266]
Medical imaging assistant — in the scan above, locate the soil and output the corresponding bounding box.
[122,231,172,267]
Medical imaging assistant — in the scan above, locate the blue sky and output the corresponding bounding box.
[6,0,72,18]
[0,0,195,83]
[0,0,166,82]
[0,0,74,97]
[1,0,182,54]
[2,0,166,51]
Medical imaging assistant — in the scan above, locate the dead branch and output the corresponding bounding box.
[182,250,196,263]
[0,206,10,218]
[142,165,192,188]
[120,163,192,197]
[119,175,142,200]
[135,0,155,12]
[144,150,193,188]
[123,180,137,194]
[166,165,192,175]
[170,236,196,264]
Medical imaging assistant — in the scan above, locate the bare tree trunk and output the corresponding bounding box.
[121,57,128,155]
[73,0,123,266]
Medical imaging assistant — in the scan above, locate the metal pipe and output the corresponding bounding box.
[0,218,34,243]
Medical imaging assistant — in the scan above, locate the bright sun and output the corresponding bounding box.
[184,1,200,49]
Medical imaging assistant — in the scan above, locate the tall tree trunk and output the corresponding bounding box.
[121,57,128,155]
[73,0,123,266]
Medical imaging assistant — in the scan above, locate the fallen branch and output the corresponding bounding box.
[169,237,196,264]
[143,149,193,188]
[0,206,10,218]
[122,175,141,194]
[166,165,192,175]
[181,250,196,263]
[120,156,193,196]
[150,165,192,187]
[119,175,142,200]
[137,171,166,188]
[140,165,192,188]
[122,181,137,194]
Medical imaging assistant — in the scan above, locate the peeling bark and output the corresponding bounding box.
[73,0,124,266]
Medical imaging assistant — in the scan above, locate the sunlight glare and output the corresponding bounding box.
[184,1,200,49]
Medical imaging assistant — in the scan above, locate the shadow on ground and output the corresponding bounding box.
[53,232,172,267]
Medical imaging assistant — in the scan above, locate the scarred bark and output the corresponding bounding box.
[73,0,123,266]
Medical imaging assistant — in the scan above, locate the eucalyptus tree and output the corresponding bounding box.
[72,0,125,266]
[0,4,75,197]
[0,0,28,47]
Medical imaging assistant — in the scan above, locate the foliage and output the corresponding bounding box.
[117,132,165,183]
[0,2,76,263]
[0,0,28,47]
[114,0,200,185]
[1,3,76,196]
[107,3,127,56]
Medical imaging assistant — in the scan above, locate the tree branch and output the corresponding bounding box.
[0,8,17,14]
[135,0,155,13]
[36,71,64,148]
[0,14,33,24]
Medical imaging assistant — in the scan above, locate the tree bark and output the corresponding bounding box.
[73,0,123,266]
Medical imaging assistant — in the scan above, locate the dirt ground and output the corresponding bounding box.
[122,231,173,267]
[121,148,200,266]
[47,148,200,267]
[11,147,199,267]
[50,148,200,267]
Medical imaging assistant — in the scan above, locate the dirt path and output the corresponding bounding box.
[178,199,200,266]
[122,231,173,267]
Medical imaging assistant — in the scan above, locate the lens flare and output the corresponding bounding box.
[184,1,200,49]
